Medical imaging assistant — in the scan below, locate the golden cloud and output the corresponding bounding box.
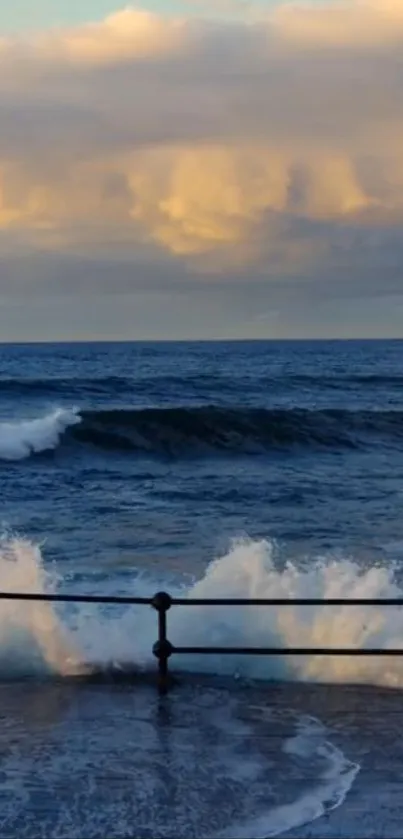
[0,8,188,65]
[0,1,402,276]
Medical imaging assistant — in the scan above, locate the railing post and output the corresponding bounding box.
[152,591,173,695]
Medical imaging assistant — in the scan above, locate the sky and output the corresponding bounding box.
[0,1,176,32]
[0,1,278,32]
[0,0,403,340]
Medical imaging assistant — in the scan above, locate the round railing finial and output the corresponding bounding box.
[152,591,172,612]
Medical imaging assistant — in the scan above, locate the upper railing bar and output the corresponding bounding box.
[0,592,152,605]
[0,592,403,607]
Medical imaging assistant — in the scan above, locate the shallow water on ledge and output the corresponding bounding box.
[0,675,401,839]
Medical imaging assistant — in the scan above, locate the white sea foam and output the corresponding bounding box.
[0,408,80,460]
[1,535,403,688]
[222,711,359,838]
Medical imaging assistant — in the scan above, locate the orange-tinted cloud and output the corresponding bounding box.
[0,1,402,289]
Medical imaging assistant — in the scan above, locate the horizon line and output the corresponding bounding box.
[1,337,403,346]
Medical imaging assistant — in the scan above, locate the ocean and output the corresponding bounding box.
[1,339,403,838]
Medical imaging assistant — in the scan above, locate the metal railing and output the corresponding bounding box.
[1,590,403,693]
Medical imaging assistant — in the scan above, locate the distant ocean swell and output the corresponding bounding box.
[2,405,403,460]
[0,371,403,397]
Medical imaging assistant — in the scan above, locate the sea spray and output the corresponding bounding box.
[0,536,85,676]
[166,538,403,686]
[1,536,403,687]
[74,537,403,688]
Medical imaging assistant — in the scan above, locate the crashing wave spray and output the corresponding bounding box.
[0,408,80,460]
[165,538,403,687]
[0,536,85,676]
[85,538,403,689]
[1,536,403,688]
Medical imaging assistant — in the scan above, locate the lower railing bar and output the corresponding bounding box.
[170,597,403,607]
[172,646,403,656]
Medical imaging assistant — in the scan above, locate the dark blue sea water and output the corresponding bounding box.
[5,338,403,567]
[2,339,403,838]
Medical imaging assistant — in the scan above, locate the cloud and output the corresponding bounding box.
[0,8,188,66]
[0,0,403,319]
[272,0,403,48]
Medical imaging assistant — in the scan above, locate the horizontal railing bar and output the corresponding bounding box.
[170,597,403,606]
[172,646,403,656]
[0,592,152,605]
[1,592,403,607]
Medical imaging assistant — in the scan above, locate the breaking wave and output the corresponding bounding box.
[3,404,403,460]
[3,534,403,690]
[0,408,80,460]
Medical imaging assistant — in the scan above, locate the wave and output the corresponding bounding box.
[1,535,403,690]
[0,375,131,397]
[0,374,197,397]
[4,404,403,460]
[0,373,240,399]
[0,408,80,460]
[1,371,403,399]
[279,373,403,389]
[68,406,403,453]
